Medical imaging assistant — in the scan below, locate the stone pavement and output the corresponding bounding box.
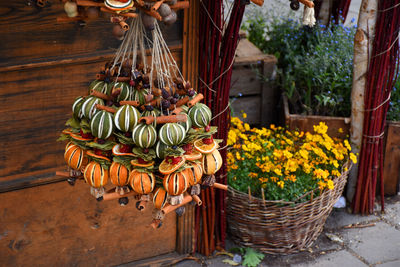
[175,195,400,267]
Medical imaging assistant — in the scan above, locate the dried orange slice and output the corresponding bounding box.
[70,133,92,142]
[184,150,202,161]
[112,144,135,157]
[131,159,155,168]
[86,150,111,162]
[193,139,217,154]
[159,156,186,175]
[62,129,74,136]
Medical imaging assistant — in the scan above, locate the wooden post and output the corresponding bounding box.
[347,0,378,202]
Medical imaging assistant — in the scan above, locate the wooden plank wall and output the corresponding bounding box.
[0,1,189,265]
[0,1,182,189]
[0,181,177,266]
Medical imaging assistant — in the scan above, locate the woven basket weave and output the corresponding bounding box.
[227,162,351,254]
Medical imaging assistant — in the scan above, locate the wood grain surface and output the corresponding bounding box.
[0,1,182,67]
[0,1,183,189]
[383,122,400,195]
[0,179,176,266]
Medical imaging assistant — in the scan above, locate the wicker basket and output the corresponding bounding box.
[227,162,351,254]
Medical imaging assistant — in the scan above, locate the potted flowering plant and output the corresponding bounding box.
[226,116,356,254]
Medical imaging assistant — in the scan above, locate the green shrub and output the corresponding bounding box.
[243,17,356,117]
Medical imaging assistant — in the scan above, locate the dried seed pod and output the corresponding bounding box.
[158,3,172,18]
[112,24,125,40]
[142,13,156,31]
[64,1,78,17]
[163,10,177,26]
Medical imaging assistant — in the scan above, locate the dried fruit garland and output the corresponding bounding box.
[59,13,226,228]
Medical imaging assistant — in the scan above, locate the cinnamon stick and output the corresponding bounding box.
[36,0,46,7]
[96,73,132,82]
[95,104,117,113]
[298,0,314,8]
[119,100,140,107]
[213,183,228,191]
[139,114,187,125]
[56,171,70,177]
[102,190,137,201]
[250,0,264,6]
[170,1,190,10]
[100,7,138,18]
[161,194,192,215]
[151,0,165,11]
[187,93,204,107]
[174,96,190,108]
[76,0,104,7]
[172,107,183,115]
[192,195,202,206]
[134,4,162,21]
[119,21,129,31]
[90,89,112,101]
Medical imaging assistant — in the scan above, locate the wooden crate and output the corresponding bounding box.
[283,94,351,139]
[383,122,400,195]
[230,36,278,126]
[0,1,198,265]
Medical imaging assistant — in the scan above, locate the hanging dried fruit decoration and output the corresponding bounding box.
[58,6,224,226]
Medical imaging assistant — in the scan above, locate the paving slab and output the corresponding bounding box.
[341,221,400,265]
[381,201,400,229]
[292,250,367,267]
[376,259,400,267]
[325,208,378,229]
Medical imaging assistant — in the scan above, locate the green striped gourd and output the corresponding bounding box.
[131,89,146,105]
[142,109,160,127]
[178,114,192,132]
[153,187,168,209]
[188,103,212,128]
[155,140,169,159]
[84,161,109,188]
[109,161,129,187]
[114,105,140,132]
[129,170,155,194]
[132,123,157,148]
[72,96,85,119]
[89,80,112,95]
[163,170,189,196]
[81,96,104,120]
[64,142,88,170]
[159,123,186,146]
[90,110,114,139]
[111,82,130,102]
[180,105,189,114]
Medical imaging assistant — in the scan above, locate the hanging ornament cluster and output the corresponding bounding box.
[58,16,226,228]
[59,0,189,38]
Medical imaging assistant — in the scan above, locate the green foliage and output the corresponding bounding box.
[241,248,264,267]
[87,140,116,151]
[243,17,356,117]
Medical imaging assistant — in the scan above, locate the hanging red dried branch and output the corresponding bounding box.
[352,0,400,214]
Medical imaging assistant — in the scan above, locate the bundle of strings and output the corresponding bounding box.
[302,0,316,27]
[352,0,400,214]
[110,15,185,100]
